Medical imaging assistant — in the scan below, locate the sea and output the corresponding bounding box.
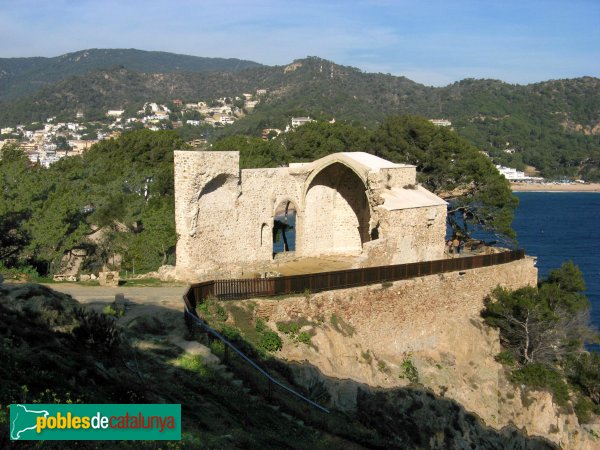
[512,192,600,347]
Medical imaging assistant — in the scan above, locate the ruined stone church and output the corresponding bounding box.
[174,150,447,279]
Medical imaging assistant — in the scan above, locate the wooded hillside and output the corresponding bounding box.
[0,52,598,180]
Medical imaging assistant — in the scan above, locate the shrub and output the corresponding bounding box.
[298,331,312,345]
[215,305,228,322]
[0,263,39,281]
[219,324,241,341]
[510,364,570,407]
[495,351,516,366]
[565,351,600,405]
[197,299,227,323]
[210,340,225,357]
[399,356,419,384]
[255,318,266,333]
[102,303,125,318]
[377,360,390,374]
[361,350,373,364]
[277,322,300,336]
[259,331,282,352]
[330,314,355,337]
[573,395,595,424]
[72,308,120,354]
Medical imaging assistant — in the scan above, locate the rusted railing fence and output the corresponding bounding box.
[184,249,525,307]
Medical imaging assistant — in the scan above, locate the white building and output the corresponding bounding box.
[495,165,526,180]
[107,110,125,118]
[219,116,235,125]
[429,119,452,127]
[291,117,314,128]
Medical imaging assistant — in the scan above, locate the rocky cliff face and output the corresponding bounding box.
[225,259,599,449]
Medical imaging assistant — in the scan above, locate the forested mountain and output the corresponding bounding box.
[0,51,599,179]
[0,48,263,100]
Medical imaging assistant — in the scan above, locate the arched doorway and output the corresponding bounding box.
[273,200,297,255]
[302,162,370,255]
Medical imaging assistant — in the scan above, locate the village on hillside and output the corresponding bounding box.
[0,89,283,167]
[2,102,591,188]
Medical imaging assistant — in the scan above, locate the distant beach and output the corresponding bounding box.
[511,182,600,192]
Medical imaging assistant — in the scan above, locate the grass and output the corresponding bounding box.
[118,277,185,287]
[171,354,213,378]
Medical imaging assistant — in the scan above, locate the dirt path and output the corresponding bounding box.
[43,283,187,311]
[274,256,355,276]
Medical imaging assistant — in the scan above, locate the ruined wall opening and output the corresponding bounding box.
[302,162,370,255]
[273,200,297,255]
[260,223,270,248]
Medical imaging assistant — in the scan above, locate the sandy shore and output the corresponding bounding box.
[511,182,600,192]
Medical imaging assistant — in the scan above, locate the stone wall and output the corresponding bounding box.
[358,203,447,267]
[174,151,241,277]
[249,258,538,387]
[174,150,448,280]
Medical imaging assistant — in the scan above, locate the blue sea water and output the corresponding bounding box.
[512,192,600,338]
[273,213,297,253]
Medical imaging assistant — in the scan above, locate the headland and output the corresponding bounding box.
[511,182,600,192]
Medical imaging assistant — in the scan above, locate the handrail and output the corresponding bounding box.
[184,249,525,304]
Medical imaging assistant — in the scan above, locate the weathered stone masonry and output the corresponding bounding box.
[174,150,448,280]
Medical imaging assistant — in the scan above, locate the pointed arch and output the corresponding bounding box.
[301,161,370,256]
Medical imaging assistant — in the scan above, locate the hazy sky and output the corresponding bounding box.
[1,0,599,86]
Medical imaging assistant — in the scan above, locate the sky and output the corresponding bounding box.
[1,0,599,86]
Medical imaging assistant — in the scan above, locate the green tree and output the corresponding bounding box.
[52,135,71,151]
[372,115,518,239]
[0,144,47,264]
[280,121,371,161]
[0,130,188,274]
[565,352,600,405]
[212,135,286,169]
[124,198,177,269]
[25,186,89,264]
[483,261,594,365]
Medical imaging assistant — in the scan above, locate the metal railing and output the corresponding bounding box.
[183,304,330,413]
[184,249,525,305]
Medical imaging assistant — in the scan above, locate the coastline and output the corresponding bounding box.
[510,182,600,192]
